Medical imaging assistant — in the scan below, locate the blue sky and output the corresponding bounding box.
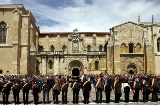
[0,0,160,32]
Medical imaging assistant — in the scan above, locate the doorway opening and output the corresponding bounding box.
[72,68,80,76]
[129,70,134,74]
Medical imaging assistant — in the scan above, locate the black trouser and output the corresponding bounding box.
[13,91,20,104]
[124,92,129,102]
[62,90,67,104]
[53,90,59,104]
[143,92,149,102]
[83,92,89,104]
[105,92,111,103]
[43,88,49,104]
[96,88,102,103]
[115,93,121,103]
[133,89,139,102]
[3,92,9,104]
[33,92,39,104]
[152,88,158,102]
[23,91,29,104]
[73,89,79,104]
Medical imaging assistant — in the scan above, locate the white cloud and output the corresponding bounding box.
[0,0,160,32]
[0,0,12,4]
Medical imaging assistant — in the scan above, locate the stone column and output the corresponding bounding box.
[41,57,47,75]
[107,42,114,75]
[12,8,21,74]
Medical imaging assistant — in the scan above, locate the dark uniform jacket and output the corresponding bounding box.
[61,83,68,92]
[114,80,122,94]
[82,81,91,95]
[71,82,81,90]
[22,82,31,92]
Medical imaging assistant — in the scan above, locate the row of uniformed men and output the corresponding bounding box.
[0,75,160,104]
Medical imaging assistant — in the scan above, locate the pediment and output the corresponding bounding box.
[110,21,145,30]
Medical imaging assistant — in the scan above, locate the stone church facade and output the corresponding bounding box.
[0,4,160,75]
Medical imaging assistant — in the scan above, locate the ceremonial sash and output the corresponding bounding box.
[1,82,10,91]
[95,80,100,88]
[61,84,65,92]
[104,84,107,92]
[114,80,117,90]
[52,84,57,90]
[133,81,136,89]
[22,83,28,91]
[32,84,36,90]
[83,81,88,87]
[42,84,45,89]
[151,79,155,88]
[72,82,77,89]
[142,80,145,92]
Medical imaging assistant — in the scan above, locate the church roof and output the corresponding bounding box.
[40,32,110,36]
[110,21,145,30]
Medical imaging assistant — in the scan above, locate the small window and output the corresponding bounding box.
[0,70,2,74]
[62,45,66,51]
[0,21,7,43]
[48,60,53,69]
[87,45,91,52]
[95,61,99,70]
[99,45,103,52]
[39,46,43,51]
[157,37,160,52]
[36,60,40,71]
[129,43,134,53]
[51,46,55,52]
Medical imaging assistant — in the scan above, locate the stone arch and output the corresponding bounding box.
[121,43,127,53]
[157,37,160,52]
[121,57,143,74]
[136,43,141,53]
[68,60,84,76]
[128,43,134,53]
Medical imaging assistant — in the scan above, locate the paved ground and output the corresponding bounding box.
[0,84,160,104]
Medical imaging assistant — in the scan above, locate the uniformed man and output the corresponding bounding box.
[141,76,150,102]
[113,75,122,103]
[151,75,158,102]
[32,81,40,105]
[52,80,60,104]
[94,76,103,103]
[1,80,13,104]
[82,77,91,104]
[12,79,21,104]
[104,75,112,103]
[42,80,50,104]
[132,76,141,103]
[60,80,68,104]
[70,77,81,104]
[22,79,31,104]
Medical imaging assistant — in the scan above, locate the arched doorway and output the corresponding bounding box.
[72,68,80,76]
[127,63,137,74]
[68,60,84,76]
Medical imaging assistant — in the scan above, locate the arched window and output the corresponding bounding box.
[95,61,99,70]
[129,43,134,53]
[62,45,66,51]
[104,43,107,52]
[38,46,43,51]
[50,46,55,52]
[99,45,103,52]
[87,45,91,52]
[136,43,141,53]
[36,60,40,72]
[0,21,7,43]
[48,60,53,69]
[157,38,160,52]
[121,43,126,53]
